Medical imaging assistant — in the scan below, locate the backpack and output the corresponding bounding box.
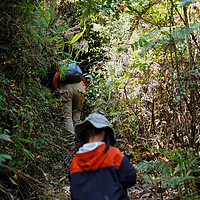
[58,61,83,84]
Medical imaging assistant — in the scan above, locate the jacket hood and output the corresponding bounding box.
[74,144,108,171]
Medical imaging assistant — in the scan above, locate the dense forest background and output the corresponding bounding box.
[0,0,199,199]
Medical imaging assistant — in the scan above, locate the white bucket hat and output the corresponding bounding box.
[75,113,116,146]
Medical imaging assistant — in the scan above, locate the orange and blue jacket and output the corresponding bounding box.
[69,144,137,200]
[53,71,86,91]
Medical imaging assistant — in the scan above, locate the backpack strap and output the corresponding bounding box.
[53,72,60,91]
[81,77,86,87]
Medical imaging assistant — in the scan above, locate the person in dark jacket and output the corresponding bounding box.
[69,113,137,200]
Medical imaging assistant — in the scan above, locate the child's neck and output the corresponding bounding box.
[88,131,105,143]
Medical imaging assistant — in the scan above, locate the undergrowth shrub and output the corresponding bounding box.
[0,74,62,168]
[136,148,200,199]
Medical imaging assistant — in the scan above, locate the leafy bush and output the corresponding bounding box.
[136,148,200,199]
[0,74,62,167]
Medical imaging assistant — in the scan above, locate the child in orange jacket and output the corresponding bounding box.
[69,113,137,199]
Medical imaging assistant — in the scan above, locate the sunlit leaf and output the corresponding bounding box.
[0,134,12,142]
[70,21,86,44]
[16,138,32,143]
[0,154,12,162]
[23,148,34,160]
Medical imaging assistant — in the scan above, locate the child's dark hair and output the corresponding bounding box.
[78,122,110,153]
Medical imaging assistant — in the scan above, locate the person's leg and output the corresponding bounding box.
[72,82,85,126]
[73,92,85,125]
[61,84,75,142]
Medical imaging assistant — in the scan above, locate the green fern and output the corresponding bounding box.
[132,22,200,56]
[136,148,200,198]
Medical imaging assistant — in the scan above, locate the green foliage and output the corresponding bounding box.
[0,0,79,82]
[137,148,200,199]
[132,22,200,57]
[0,154,12,163]
[0,133,12,142]
[84,2,199,199]
[0,129,12,163]
[0,0,199,199]
[0,74,62,166]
